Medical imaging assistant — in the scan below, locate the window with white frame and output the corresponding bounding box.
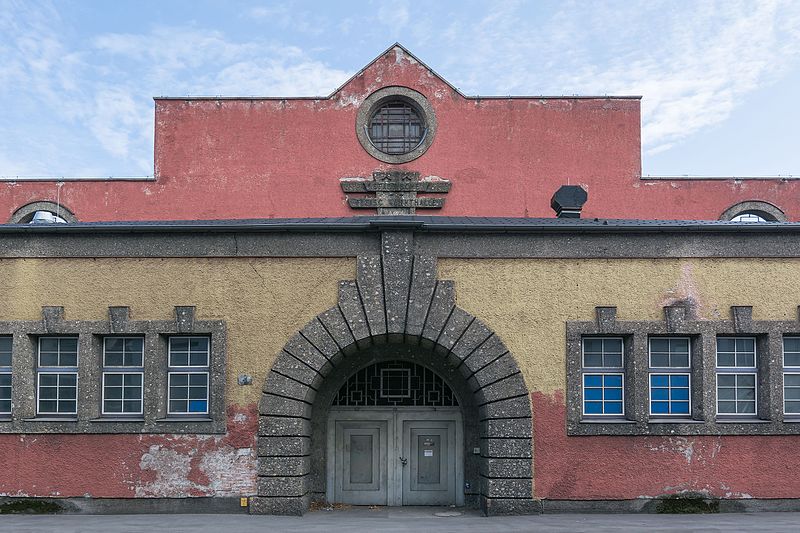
[168,336,209,415]
[581,337,624,416]
[37,337,78,415]
[783,337,800,415]
[0,337,11,415]
[102,337,144,415]
[716,337,757,416]
[649,337,691,416]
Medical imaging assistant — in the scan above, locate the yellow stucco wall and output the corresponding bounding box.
[4,256,800,403]
[440,258,800,394]
[0,257,355,406]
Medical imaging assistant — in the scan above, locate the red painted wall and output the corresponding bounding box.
[533,391,797,499]
[0,405,257,498]
[2,46,796,223]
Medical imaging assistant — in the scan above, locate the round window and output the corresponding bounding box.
[356,86,437,164]
[367,100,425,155]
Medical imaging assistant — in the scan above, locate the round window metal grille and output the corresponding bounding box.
[332,361,458,407]
[367,101,426,155]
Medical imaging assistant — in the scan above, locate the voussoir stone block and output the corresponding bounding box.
[300,319,340,360]
[470,354,520,388]
[269,357,319,389]
[337,282,371,343]
[479,395,532,420]
[476,374,528,404]
[357,255,387,336]
[406,255,438,337]
[461,335,508,375]
[259,394,312,418]
[283,333,332,376]
[263,371,315,402]
[422,281,455,342]
[449,319,494,362]
[318,307,356,351]
[437,308,474,352]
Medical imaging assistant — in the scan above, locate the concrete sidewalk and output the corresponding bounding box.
[1,507,799,532]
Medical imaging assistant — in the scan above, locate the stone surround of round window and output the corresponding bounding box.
[356,86,437,164]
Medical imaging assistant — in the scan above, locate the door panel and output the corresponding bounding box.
[328,411,460,507]
[334,420,387,504]
[402,420,456,505]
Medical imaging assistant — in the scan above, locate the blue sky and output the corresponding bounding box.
[1,0,798,177]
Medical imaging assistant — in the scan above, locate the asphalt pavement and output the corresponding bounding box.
[1,507,799,532]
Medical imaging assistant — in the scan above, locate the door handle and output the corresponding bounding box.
[399,456,408,467]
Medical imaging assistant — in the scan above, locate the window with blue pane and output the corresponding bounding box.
[649,337,691,417]
[0,337,11,415]
[581,337,625,417]
[168,337,209,415]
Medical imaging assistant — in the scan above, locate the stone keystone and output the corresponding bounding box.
[340,170,452,215]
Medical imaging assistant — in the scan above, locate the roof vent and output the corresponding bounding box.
[550,185,588,218]
[29,210,68,224]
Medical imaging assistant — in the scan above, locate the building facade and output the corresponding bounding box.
[1,45,800,515]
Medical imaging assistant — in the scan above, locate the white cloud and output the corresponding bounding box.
[438,0,800,155]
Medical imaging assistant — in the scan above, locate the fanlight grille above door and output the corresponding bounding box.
[332,361,459,407]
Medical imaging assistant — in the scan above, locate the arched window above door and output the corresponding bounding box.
[332,361,459,407]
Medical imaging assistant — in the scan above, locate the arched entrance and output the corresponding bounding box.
[253,237,535,516]
[325,358,464,507]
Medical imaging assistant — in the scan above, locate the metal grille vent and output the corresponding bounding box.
[367,101,425,155]
[332,361,458,407]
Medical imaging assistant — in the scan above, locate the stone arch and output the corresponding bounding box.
[8,200,77,223]
[253,232,534,516]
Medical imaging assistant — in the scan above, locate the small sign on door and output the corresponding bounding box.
[424,449,434,457]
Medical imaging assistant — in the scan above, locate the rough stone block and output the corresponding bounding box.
[42,306,64,332]
[108,306,130,333]
[249,495,310,516]
[482,497,542,516]
[257,476,308,498]
[257,456,311,477]
[595,306,617,333]
[480,477,533,498]
[732,306,753,333]
[481,438,532,458]
[665,305,688,332]
[175,306,196,333]
[479,458,532,479]
[480,418,532,439]
[258,415,312,437]
[257,436,311,457]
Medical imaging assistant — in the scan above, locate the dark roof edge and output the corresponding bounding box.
[3,217,800,235]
